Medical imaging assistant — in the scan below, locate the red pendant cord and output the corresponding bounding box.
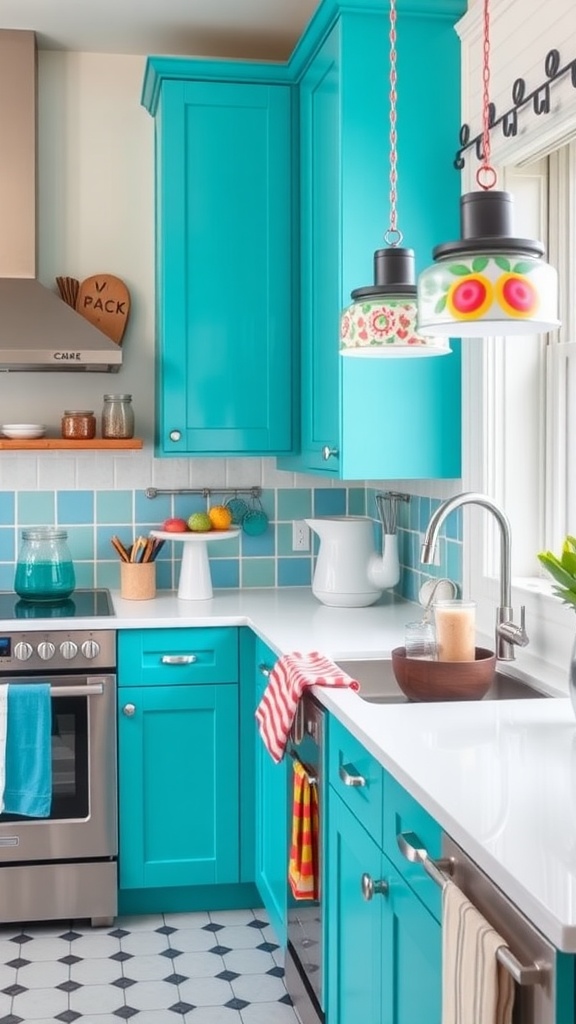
[477,0,497,190]
[385,0,402,246]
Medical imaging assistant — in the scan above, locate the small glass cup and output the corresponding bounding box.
[404,620,437,660]
[434,600,476,662]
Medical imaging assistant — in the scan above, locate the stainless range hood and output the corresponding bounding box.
[0,30,122,372]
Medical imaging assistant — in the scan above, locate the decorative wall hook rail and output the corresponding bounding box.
[145,486,261,500]
[454,48,576,169]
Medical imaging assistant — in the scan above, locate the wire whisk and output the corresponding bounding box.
[375,491,410,535]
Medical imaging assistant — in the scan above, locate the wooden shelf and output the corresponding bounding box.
[0,438,144,450]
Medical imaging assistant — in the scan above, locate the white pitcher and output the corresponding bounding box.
[305,516,400,608]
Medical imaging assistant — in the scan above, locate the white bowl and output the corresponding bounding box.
[1,424,46,439]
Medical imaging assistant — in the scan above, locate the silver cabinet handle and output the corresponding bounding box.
[161,654,198,665]
[321,445,339,461]
[361,873,388,901]
[258,663,272,677]
[339,763,366,787]
[122,703,136,716]
[169,429,182,442]
[397,831,453,888]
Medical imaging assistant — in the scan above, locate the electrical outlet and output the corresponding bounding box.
[292,520,310,552]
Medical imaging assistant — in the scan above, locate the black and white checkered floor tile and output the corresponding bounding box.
[0,908,299,1023]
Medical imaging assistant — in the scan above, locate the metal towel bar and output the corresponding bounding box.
[397,831,549,987]
[289,750,317,787]
[48,684,104,697]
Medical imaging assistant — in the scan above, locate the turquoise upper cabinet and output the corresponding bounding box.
[280,0,465,479]
[142,63,296,457]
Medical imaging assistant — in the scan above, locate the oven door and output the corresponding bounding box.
[286,694,325,1024]
[0,673,117,862]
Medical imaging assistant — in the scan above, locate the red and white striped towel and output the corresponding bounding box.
[255,651,360,763]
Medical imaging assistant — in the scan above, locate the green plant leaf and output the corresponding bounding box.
[435,296,447,314]
[537,551,576,589]
[512,261,534,275]
[561,549,576,576]
[472,257,489,272]
[448,264,472,276]
[494,257,511,271]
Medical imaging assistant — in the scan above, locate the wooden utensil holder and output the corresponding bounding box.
[120,562,156,601]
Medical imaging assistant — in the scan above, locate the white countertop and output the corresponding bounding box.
[8,587,576,951]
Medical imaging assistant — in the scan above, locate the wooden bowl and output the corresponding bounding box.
[391,646,496,702]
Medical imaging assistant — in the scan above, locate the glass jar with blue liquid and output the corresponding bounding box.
[14,527,76,602]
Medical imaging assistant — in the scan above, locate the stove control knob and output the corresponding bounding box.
[14,641,33,661]
[60,640,78,660]
[81,639,100,660]
[37,641,56,661]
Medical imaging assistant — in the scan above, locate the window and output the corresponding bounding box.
[464,151,576,682]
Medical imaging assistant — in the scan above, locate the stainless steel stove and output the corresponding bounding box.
[0,588,117,926]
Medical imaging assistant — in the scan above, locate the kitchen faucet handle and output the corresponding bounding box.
[498,604,529,649]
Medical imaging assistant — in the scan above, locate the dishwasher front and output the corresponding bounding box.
[443,835,557,1024]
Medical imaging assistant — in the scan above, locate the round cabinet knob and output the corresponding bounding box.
[361,872,389,901]
[13,641,33,662]
[122,703,136,717]
[37,641,56,661]
[59,640,78,660]
[81,639,101,660]
[169,430,182,442]
[321,445,339,461]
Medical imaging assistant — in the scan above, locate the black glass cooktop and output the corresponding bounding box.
[0,589,115,621]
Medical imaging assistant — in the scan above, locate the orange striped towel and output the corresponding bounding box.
[288,759,319,900]
[255,651,360,763]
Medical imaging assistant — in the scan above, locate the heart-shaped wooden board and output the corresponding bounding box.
[76,274,131,345]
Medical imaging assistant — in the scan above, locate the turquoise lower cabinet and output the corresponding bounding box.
[253,639,289,944]
[117,627,242,896]
[118,683,239,889]
[327,790,441,1024]
[326,713,441,1023]
[327,792,385,1023]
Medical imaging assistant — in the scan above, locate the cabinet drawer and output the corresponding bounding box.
[118,628,239,686]
[328,716,384,840]
[383,771,442,921]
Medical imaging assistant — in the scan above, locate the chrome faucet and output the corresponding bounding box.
[420,491,529,661]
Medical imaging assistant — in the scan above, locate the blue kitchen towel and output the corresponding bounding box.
[4,683,52,817]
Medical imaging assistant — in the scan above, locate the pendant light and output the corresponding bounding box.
[417,0,559,337]
[339,0,450,357]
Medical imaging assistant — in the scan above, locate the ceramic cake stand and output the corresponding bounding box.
[150,529,240,600]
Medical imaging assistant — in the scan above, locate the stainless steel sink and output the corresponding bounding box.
[334,659,552,704]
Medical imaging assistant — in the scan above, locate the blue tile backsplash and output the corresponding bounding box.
[0,485,462,599]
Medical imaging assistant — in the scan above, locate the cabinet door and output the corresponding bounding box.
[326,789,384,1024]
[254,644,288,944]
[296,21,341,475]
[118,684,239,889]
[157,78,294,456]
[382,856,442,1024]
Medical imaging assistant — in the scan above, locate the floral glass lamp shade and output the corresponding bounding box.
[417,189,559,337]
[340,248,451,357]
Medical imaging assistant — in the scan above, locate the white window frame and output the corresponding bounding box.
[463,156,576,691]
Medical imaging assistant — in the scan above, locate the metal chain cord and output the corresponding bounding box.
[385,0,402,246]
[477,0,497,190]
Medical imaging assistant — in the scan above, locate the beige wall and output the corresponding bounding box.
[0,51,156,442]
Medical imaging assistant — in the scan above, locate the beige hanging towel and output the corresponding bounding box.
[442,880,515,1024]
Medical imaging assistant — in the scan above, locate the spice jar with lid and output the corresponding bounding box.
[14,527,76,601]
[101,394,134,439]
[61,410,96,440]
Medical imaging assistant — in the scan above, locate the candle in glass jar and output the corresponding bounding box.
[434,600,476,662]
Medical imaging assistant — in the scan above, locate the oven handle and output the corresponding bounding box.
[289,749,318,787]
[397,831,550,987]
[49,683,104,697]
